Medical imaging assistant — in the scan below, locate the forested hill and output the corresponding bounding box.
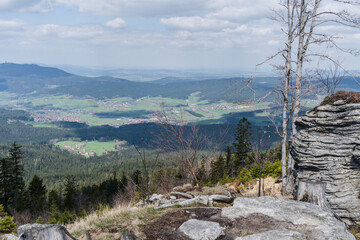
[0,63,274,102]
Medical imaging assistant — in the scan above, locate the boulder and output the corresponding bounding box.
[0,234,17,240]
[178,219,224,240]
[17,224,76,240]
[120,232,141,240]
[221,197,355,240]
[235,230,307,240]
[291,100,360,225]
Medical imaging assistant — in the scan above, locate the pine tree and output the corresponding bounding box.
[8,142,24,192]
[225,146,232,176]
[232,117,252,174]
[63,176,77,211]
[209,155,226,184]
[0,157,12,209]
[28,175,47,213]
[8,142,26,211]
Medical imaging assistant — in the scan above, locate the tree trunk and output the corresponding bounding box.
[281,0,293,195]
[258,166,262,197]
[296,181,330,209]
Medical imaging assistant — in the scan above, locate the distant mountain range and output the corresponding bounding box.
[0,63,278,103]
[0,63,359,103]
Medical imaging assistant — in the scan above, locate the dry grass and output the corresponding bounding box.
[320,91,360,106]
[241,177,283,198]
[67,204,174,240]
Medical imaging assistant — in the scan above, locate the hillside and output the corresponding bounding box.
[0,63,273,102]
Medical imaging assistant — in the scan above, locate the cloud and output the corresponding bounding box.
[0,0,52,12]
[0,19,27,29]
[32,24,105,39]
[105,18,126,28]
[160,16,235,31]
[54,0,208,17]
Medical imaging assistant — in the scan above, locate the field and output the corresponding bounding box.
[55,140,124,156]
[0,92,274,128]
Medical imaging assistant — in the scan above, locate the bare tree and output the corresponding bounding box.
[133,124,161,203]
[316,65,345,96]
[154,108,204,187]
[251,129,271,197]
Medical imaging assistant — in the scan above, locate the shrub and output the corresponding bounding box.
[263,161,282,178]
[0,216,16,233]
[35,216,45,224]
[238,168,253,183]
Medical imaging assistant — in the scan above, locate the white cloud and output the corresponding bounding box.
[0,0,52,12]
[54,0,208,17]
[161,16,235,31]
[32,24,105,39]
[0,19,27,28]
[105,18,126,28]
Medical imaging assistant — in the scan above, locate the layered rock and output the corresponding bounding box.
[291,98,360,225]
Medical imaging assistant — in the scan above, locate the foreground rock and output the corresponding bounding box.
[235,230,307,240]
[0,234,17,240]
[178,219,224,240]
[291,94,360,225]
[141,197,355,240]
[222,197,355,240]
[18,224,76,240]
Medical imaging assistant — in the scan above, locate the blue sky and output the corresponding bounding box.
[0,0,359,72]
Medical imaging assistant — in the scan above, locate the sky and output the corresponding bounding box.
[0,0,359,72]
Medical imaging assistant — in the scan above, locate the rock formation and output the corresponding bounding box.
[17,224,76,240]
[141,196,355,239]
[221,197,354,240]
[291,92,360,225]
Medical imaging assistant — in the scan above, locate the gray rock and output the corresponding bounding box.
[17,224,76,240]
[221,197,355,240]
[120,232,141,240]
[178,219,224,240]
[291,102,360,225]
[0,234,17,240]
[235,230,307,240]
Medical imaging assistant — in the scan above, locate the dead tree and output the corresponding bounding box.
[154,108,204,187]
[316,65,345,96]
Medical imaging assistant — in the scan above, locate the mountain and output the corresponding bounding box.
[0,63,71,78]
[0,63,276,103]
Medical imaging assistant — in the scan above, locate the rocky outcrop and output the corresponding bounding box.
[0,234,17,240]
[18,224,76,240]
[142,197,355,240]
[222,197,355,240]
[178,219,224,240]
[291,99,360,225]
[235,230,307,240]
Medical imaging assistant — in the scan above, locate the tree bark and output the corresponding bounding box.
[296,181,330,209]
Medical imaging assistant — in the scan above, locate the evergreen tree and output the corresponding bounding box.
[209,155,226,184]
[232,117,252,174]
[225,145,232,176]
[119,173,128,193]
[63,176,77,211]
[0,157,12,209]
[28,175,47,213]
[8,142,24,193]
[0,143,26,211]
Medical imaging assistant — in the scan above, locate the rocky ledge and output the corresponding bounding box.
[142,196,355,240]
[291,94,360,225]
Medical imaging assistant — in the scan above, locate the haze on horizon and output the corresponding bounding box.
[0,0,359,72]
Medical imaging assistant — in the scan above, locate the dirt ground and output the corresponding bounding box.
[140,207,320,240]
